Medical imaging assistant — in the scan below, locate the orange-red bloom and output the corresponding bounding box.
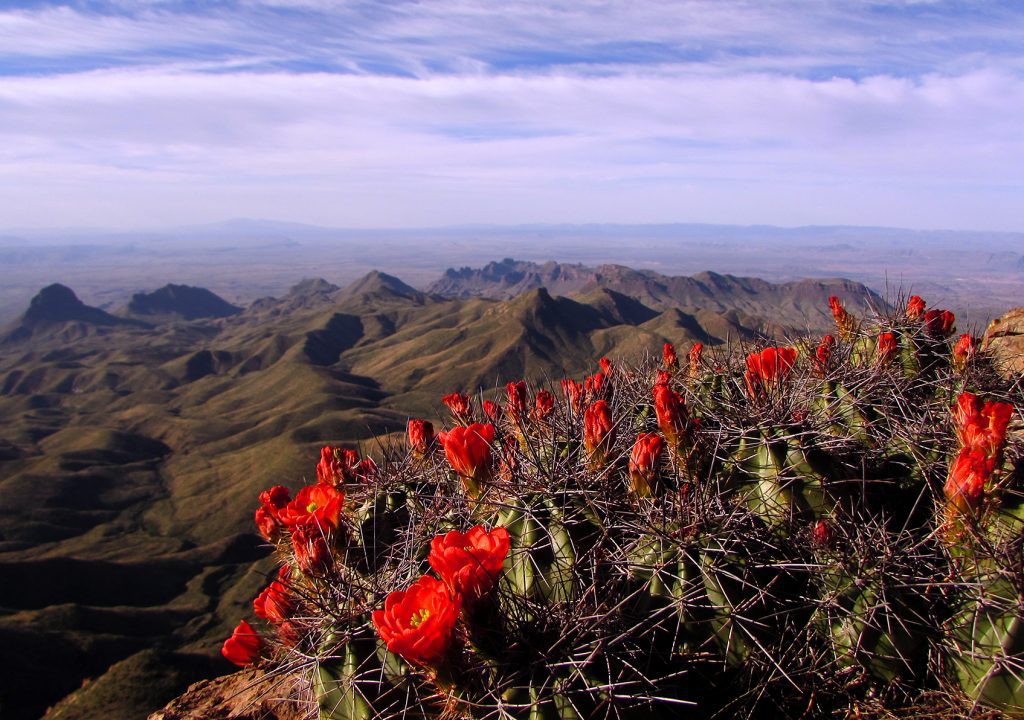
[561,379,583,415]
[952,334,978,373]
[953,392,1014,459]
[290,520,333,575]
[221,620,264,667]
[438,423,496,496]
[373,575,461,666]
[653,383,689,449]
[629,433,665,498]
[945,446,994,519]
[482,400,503,423]
[278,482,344,531]
[924,309,956,339]
[442,393,473,423]
[254,573,296,625]
[744,346,798,401]
[583,400,616,469]
[906,295,926,321]
[600,357,614,376]
[408,419,435,458]
[316,446,360,485]
[829,296,856,338]
[876,332,897,365]
[687,342,704,378]
[533,390,555,424]
[814,335,835,376]
[505,381,529,423]
[663,343,679,371]
[255,485,291,542]
[428,525,510,603]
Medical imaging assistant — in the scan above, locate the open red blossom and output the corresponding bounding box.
[653,383,689,449]
[428,525,510,603]
[505,381,529,423]
[629,433,665,498]
[600,357,614,376]
[953,393,1014,459]
[254,575,296,625]
[828,296,856,338]
[442,393,473,423]
[906,295,926,321]
[221,620,264,667]
[945,446,994,518]
[407,419,435,458]
[663,343,679,371]
[290,520,333,575]
[373,575,461,667]
[438,423,495,496]
[533,390,555,424]
[952,334,978,373]
[278,482,344,531]
[924,309,956,339]
[561,379,583,415]
[744,347,798,401]
[583,400,616,469]
[876,332,897,365]
[482,400,503,423]
[814,335,835,376]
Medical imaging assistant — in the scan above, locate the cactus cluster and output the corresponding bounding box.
[227,294,1023,719]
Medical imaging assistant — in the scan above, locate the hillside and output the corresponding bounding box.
[0,264,881,719]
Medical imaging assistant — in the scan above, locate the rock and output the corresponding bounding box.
[148,667,312,720]
[982,307,1024,377]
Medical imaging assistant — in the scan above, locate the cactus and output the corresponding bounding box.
[228,295,1022,719]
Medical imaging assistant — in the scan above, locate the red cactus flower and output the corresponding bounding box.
[811,520,833,547]
[561,379,583,415]
[687,342,704,378]
[278,482,344,531]
[533,390,555,424]
[653,383,689,450]
[437,423,496,496]
[505,381,529,423]
[952,334,978,373]
[482,400,504,423]
[372,575,461,666]
[814,335,835,376]
[255,485,291,542]
[876,332,897,365]
[828,296,856,338]
[254,575,296,625]
[442,392,473,423]
[945,446,994,519]
[290,519,333,575]
[924,309,956,339]
[408,419,435,458]
[584,372,606,401]
[953,393,1014,459]
[221,620,264,667]
[744,346,798,401]
[428,525,510,603]
[906,295,926,321]
[315,446,361,485]
[583,400,616,469]
[654,370,671,387]
[599,357,614,376]
[629,433,665,498]
[663,343,679,371]
[356,458,378,481]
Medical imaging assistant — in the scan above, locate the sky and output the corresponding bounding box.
[1,0,1023,231]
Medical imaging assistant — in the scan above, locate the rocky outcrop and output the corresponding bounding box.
[148,667,312,720]
[982,307,1024,377]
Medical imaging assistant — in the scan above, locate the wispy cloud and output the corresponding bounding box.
[0,1,1022,230]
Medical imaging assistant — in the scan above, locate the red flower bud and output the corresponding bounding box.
[583,400,616,469]
[663,343,678,371]
[373,575,461,667]
[428,525,510,604]
[953,393,1014,460]
[505,381,529,423]
[828,296,856,338]
[744,346,798,401]
[437,423,496,496]
[254,576,296,626]
[482,400,503,423]
[687,342,704,378]
[255,486,291,541]
[945,446,994,519]
[316,446,360,485]
[584,372,606,401]
[533,390,555,424]
[442,393,473,423]
[876,332,897,365]
[811,520,833,547]
[561,379,583,415]
[290,520,333,575]
[952,334,978,373]
[221,620,264,667]
[906,295,926,321]
[407,419,435,458]
[599,357,614,376]
[629,433,665,498]
[924,309,956,339]
[814,335,835,376]
[653,383,688,449]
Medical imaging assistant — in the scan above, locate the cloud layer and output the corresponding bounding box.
[1,1,1022,230]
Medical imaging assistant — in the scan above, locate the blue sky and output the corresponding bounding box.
[1,0,1023,231]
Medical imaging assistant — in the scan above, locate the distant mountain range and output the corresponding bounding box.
[0,262,881,720]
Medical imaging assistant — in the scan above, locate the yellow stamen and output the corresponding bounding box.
[307,502,319,513]
[409,608,431,628]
